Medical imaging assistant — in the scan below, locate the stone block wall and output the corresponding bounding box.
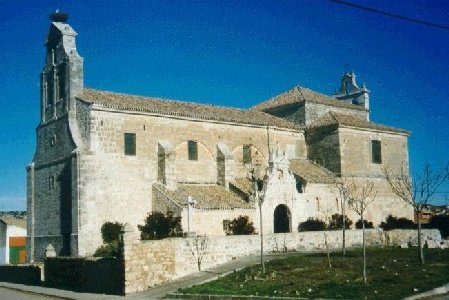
[305,102,368,125]
[338,127,409,177]
[122,229,441,294]
[306,127,341,174]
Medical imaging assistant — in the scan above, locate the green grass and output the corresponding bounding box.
[179,248,449,299]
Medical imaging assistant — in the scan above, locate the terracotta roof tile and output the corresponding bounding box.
[153,183,254,210]
[289,159,335,183]
[78,89,302,130]
[307,112,409,134]
[230,178,255,197]
[252,86,368,112]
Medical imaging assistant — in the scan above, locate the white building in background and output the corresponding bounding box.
[0,217,27,264]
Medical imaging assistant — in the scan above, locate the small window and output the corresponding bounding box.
[49,175,55,190]
[243,144,251,164]
[188,140,198,161]
[371,140,382,164]
[223,220,231,234]
[124,133,136,156]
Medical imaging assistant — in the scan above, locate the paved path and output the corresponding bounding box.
[0,287,62,300]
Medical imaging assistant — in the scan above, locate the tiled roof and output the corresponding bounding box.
[153,183,254,210]
[307,112,409,134]
[289,159,335,183]
[78,89,302,130]
[252,86,368,112]
[0,216,27,229]
[230,178,255,198]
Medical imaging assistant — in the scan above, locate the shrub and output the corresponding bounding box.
[93,241,120,258]
[328,214,353,230]
[298,218,326,232]
[229,215,256,235]
[355,219,374,229]
[138,211,183,240]
[101,222,122,243]
[93,221,122,257]
[428,215,449,238]
[380,215,415,231]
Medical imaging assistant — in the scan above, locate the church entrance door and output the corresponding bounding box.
[273,204,291,233]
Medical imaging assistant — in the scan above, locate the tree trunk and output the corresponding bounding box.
[324,232,332,270]
[342,199,346,256]
[259,201,265,273]
[362,214,367,284]
[417,214,425,264]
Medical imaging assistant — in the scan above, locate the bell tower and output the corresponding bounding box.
[333,72,370,113]
[40,11,83,123]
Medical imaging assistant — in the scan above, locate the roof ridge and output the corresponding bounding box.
[83,88,249,112]
[80,88,303,130]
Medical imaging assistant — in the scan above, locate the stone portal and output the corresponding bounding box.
[273,204,291,233]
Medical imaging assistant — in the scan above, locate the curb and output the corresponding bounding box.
[165,293,313,299]
[403,283,449,300]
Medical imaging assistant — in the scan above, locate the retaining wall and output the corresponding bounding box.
[123,228,441,293]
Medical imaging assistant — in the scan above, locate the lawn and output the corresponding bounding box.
[178,248,449,299]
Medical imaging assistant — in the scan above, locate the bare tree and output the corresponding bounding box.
[383,162,449,264]
[333,177,351,256]
[321,195,336,270]
[187,234,209,271]
[346,179,377,284]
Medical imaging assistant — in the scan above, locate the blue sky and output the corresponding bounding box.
[1,0,449,211]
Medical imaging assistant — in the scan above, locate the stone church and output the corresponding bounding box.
[27,13,413,261]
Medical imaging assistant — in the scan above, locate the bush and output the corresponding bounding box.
[93,221,123,258]
[138,211,183,240]
[101,222,122,243]
[328,214,353,230]
[428,215,449,238]
[380,215,416,231]
[229,215,256,235]
[93,241,120,258]
[298,218,326,232]
[355,219,374,229]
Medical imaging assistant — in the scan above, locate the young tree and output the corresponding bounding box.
[187,234,209,271]
[333,177,353,256]
[346,180,377,284]
[383,163,449,264]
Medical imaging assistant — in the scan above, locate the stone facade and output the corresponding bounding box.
[27,15,414,261]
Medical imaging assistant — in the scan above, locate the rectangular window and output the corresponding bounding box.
[223,220,231,234]
[371,140,382,164]
[243,144,252,164]
[49,175,55,190]
[188,140,198,161]
[124,133,136,156]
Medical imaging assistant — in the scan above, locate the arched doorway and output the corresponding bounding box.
[273,204,291,233]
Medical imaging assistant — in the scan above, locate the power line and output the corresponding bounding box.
[329,0,449,32]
